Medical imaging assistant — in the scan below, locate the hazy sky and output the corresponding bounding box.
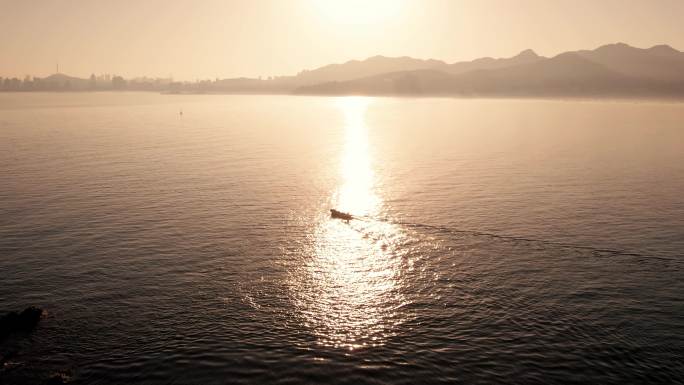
[1,0,683,80]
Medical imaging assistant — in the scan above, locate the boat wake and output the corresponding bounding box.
[346,214,675,263]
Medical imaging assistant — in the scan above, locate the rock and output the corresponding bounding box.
[0,306,44,340]
[45,370,71,385]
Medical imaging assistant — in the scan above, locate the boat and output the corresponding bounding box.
[330,209,353,221]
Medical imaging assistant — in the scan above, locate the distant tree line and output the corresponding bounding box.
[0,74,177,92]
[0,73,294,94]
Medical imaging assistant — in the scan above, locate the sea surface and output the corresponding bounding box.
[1,92,683,384]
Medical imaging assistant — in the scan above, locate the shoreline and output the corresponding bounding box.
[2,89,684,104]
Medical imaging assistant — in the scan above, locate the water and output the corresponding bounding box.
[1,93,683,384]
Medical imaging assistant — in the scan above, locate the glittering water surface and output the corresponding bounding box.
[1,93,683,384]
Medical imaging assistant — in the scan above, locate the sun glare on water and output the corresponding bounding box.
[286,97,411,350]
[335,97,379,216]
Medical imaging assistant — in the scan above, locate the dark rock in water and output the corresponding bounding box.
[0,306,44,340]
[45,370,72,385]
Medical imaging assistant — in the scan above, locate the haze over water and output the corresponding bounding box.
[1,93,683,384]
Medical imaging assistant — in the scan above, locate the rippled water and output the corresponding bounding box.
[1,93,683,384]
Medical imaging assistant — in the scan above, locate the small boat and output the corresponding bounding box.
[330,209,353,221]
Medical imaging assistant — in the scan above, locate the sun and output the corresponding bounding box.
[310,0,407,26]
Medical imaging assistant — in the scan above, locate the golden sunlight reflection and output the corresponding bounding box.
[288,97,411,350]
[335,97,380,216]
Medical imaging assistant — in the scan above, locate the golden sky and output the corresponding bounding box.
[1,0,683,80]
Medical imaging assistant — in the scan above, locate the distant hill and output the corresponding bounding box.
[442,52,630,95]
[40,73,90,89]
[574,43,684,82]
[5,42,682,97]
[295,43,684,97]
[292,69,454,95]
[209,49,546,93]
[293,55,447,85]
[444,49,543,75]
[289,50,543,84]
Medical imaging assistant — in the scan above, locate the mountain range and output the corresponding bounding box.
[293,43,684,97]
[4,43,683,97]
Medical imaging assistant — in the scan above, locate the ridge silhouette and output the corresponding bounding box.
[2,43,683,97]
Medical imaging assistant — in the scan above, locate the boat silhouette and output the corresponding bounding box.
[330,209,353,221]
